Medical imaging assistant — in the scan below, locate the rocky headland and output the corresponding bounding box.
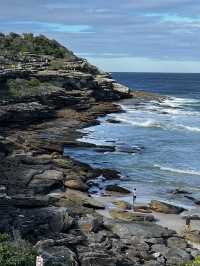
[0,33,199,266]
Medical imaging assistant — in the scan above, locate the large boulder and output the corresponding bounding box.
[105,184,131,194]
[109,209,155,222]
[0,205,73,239]
[167,236,188,249]
[64,178,89,192]
[106,220,175,240]
[35,239,78,266]
[54,189,105,211]
[149,200,185,214]
[29,170,64,194]
[183,230,200,244]
[164,248,191,266]
[112,200,132,210]
[78,214,103,233]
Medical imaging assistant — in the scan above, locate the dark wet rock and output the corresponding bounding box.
[0,204,72,240]
[0,102,54,126]
[194,199,200,205]
[94,145,115,153]
[100,169,121,180]
[105,184,131,194]
[11,195,54,208]
[171,188,192,195]
[149,200,185,214]
[116,144,144,154]
[106,118,121,124]
[109,209,156,222]
[181,209,200,220]
[184,195,200,205]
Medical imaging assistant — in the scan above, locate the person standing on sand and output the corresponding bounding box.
[132,188,137,211]
[185,216,191,232]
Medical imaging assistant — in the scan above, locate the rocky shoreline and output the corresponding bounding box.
[0,33,200,265]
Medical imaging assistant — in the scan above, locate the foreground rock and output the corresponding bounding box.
[64,178,89,192]
[183,230,200,244]
[35,239,79,266]
[149,200,185,214]
[112,200,132,210]
[105,220,195,266]
[109,209,156,222]
[53,189,105,211]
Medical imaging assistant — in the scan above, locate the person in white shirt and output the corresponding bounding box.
[132,188,136,211]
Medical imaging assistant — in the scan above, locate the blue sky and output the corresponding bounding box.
[0,0,200,72]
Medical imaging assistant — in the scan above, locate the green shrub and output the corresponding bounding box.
[0,32,77,59]
[7,79,22,97]
[7,78,57,98]
[184,257,200,266]
[27,78,40,88]
[7,78,41,97]
[0,233,37,266]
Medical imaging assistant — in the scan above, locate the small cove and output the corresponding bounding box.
[64,72,200,209]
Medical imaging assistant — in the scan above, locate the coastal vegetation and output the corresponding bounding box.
[0,233,36,266]
[6,78,56,98]
[0,32,76,59]
[184,257,200,265]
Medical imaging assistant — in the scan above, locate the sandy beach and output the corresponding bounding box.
[93,193,200,248]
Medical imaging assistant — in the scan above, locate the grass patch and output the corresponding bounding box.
[48,58,66,70]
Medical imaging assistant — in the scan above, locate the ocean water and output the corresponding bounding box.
[64,73,200,208]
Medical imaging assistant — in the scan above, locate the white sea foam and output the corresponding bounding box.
[161,97,199,108]
[121,97,200,118]
[154,164,200,176]
[117,118,162,128]
[177,124,200,132]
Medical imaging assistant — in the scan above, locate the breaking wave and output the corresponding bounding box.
[117,118,162,128]
[154,164,200,176]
